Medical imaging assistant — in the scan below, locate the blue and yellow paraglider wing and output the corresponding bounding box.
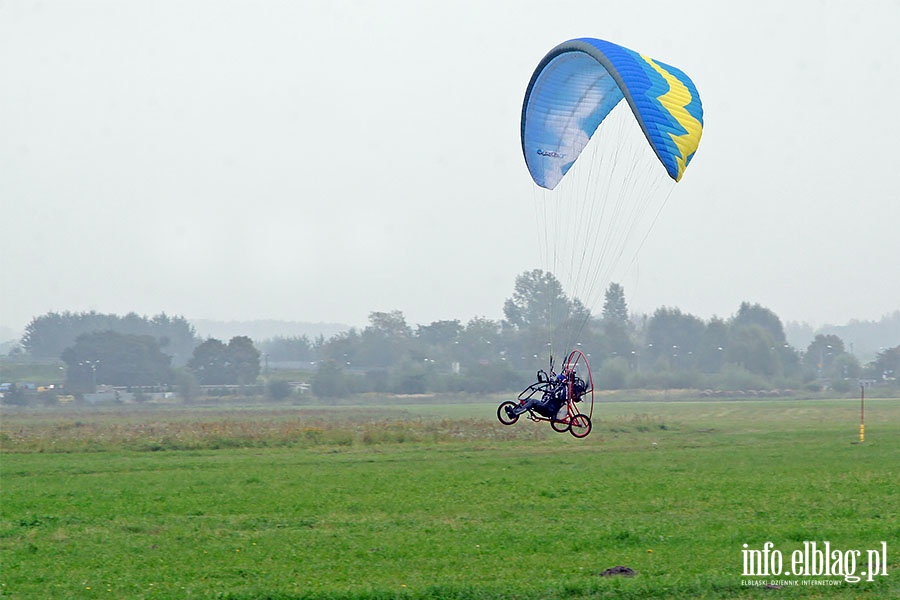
[521,38,704,188]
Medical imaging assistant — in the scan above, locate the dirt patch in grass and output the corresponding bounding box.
[599,565,636,577]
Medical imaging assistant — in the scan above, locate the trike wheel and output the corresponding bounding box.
[569,413,592,438]
[550,417,570,433]
[497,401,519,425]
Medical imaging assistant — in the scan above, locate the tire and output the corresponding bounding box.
[569,413,592,438]
[550,417,570,433]
[497,401,519,425]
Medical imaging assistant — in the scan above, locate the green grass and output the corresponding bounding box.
[1,397,898,599]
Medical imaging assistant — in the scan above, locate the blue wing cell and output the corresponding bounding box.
[521,38,704,189]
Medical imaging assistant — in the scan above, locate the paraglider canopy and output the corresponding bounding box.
[521,38,704,189]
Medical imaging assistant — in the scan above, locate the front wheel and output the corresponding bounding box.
[497,401,519,425]
[569,413,592,438]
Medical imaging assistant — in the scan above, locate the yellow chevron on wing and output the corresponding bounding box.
[641,55,703,181]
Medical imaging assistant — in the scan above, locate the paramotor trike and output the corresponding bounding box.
[497,349,594,438]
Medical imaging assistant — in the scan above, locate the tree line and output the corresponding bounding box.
[303,273,897,396]
[20,311,196,364]
[6,270,900,401]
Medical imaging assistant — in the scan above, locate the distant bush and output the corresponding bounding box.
[596,357,630,390]
[829,378,854,394]
[1,384,28,406]
[310,360,350,398]
[266,379,293,401]
[639,369,700,390]
[703,364,770,392]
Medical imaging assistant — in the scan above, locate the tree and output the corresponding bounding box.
[727,304,806,378]
[804,334,846,379]
[732,302,786,344]
[865,345,900,381]
[145,313,197,366]
[725,325,782,378]
[357,311,411,368]
[228,336,261,385]
[456,316,502,369]
[318,328,361,368]
[61,331,173,391]
[596,282,634,362]
[601,282,629,324]
[503,270,573,330]
[23,311,196,364]
[413,320,463,367]
[315,311,413,371]
[415,320,463,348]
[187,339,232,385]
[187,337,261,385]
[503,270,591,365]
[832,353,861,382]
[696,317,729,373]
[645,307,706,371]
[266,379,293,401]
[597,356,630,390]
[368,310,412,338]
[311,360,349,398]
[257,335,315,363]
[174,368,201,403]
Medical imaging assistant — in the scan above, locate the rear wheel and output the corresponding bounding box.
[497,401,519,425]
[550,415,570,433]
[569,413,592,438]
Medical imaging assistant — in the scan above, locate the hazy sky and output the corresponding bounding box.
[2,0,899,337]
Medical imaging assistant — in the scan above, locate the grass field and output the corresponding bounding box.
[1,396,898,599]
